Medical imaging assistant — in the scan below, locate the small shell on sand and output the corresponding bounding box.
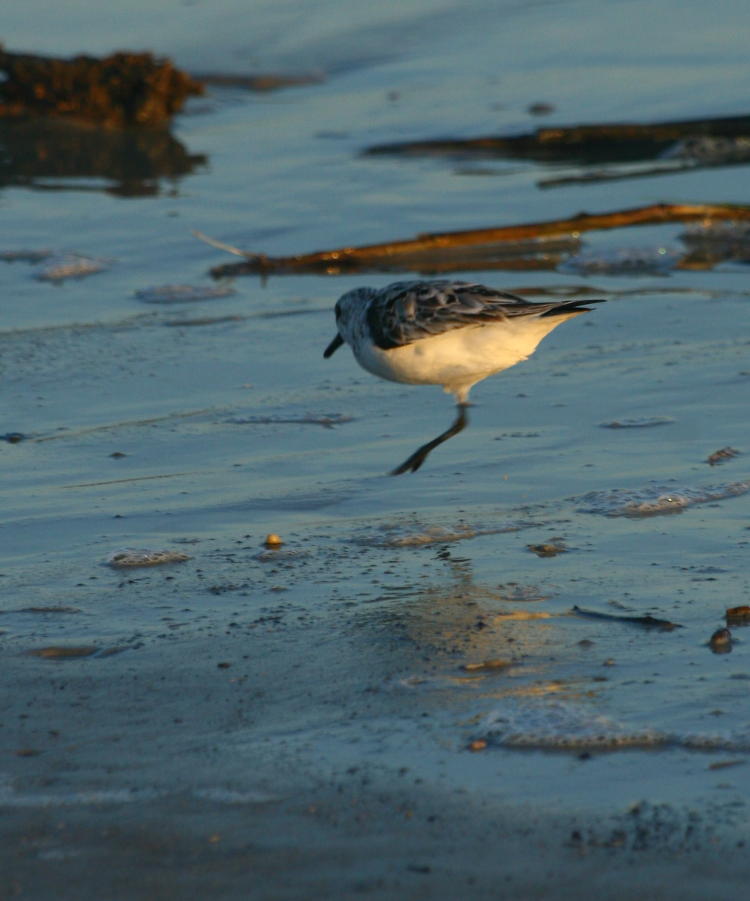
[709,628,732,654]
[726,605,750,625]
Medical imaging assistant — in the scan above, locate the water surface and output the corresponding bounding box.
[2,1,750,896]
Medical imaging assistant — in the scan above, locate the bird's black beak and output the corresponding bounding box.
[323,333,344,358]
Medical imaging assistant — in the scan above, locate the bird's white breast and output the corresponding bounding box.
[353,315,576,397]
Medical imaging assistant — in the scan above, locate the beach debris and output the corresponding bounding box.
[571,606,682,631]
[27,645,127,659]
[27,646,99,659]
[363,112,750,193]
[0,248,54,263]
[481,703,750,754]
[254,547,307,562]
[135,283,236,304]
[194,71,323,92]
[35,253,112,282]
[494,611,551,622]
[592,491,691,516]
[198,231,578,277]
[706,446,740,466]
[527,539,566,557]
[228,413,352,429]
[264,533,284,548]
[662,135,750,166]
[106,548,191,568]
[708,759,746,771]
[577,481,750,517]
[363,112,750,164]
[201,203,750,278]
[192,231,250,257]
[0,48,202,126]
[600,417,674,429]
[461,659,512,673]
[708,628,733,654]
[480,698,750,752]
[527,102,555,116]
[681,219,750,244]
[541,139,750,189]
[480,699,667,751]
[538,164,687,190]
[680,220,750,262]
[12,606,80,614]
[366,520,538,548]
[726,606,750,626]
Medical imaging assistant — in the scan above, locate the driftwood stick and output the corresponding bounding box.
[207,202,750,277]
[364,114,750,160]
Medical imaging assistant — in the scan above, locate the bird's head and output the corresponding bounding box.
[323,287,374,358]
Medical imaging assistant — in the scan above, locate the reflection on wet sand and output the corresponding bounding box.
[359,549,555,676]
[0,119,206,196]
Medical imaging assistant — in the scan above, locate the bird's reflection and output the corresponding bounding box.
[356,547,553,679]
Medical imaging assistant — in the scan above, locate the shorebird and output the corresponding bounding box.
[324,280,604,474]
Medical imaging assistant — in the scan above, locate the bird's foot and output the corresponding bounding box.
[389,404,469,476]
[390,447,430,475]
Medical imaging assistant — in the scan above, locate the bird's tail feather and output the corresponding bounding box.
[539,298,606,317]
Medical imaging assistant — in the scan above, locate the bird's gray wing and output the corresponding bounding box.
[367,280,595,350]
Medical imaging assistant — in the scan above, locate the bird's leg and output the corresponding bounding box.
[390,403,470,475]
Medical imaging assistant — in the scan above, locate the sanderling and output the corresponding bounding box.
[324,280,605,474]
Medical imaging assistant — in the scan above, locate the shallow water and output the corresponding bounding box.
[2,0,750,895]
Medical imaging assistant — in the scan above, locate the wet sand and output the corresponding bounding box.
[3,605,750,899]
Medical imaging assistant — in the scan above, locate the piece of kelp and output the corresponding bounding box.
[364,113,750,164]
[571,605,682,631]
[0,48,202,127]
[203,202,750,277]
